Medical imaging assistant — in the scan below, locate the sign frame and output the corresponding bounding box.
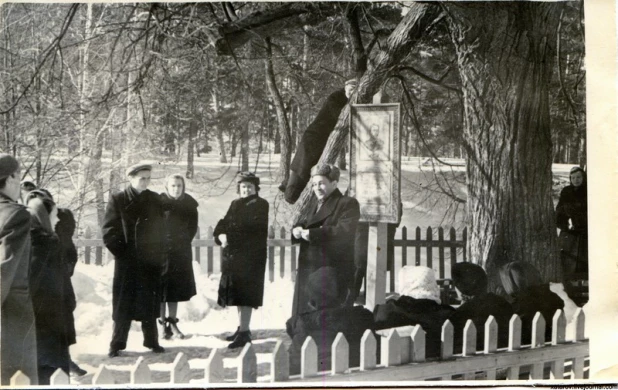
[349,103,402,224]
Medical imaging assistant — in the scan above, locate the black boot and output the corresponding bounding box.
[225,327,252,341]
[166,317,185,339]
[157,318,172,340]
[69,360,87,376]
[228,330,251,349]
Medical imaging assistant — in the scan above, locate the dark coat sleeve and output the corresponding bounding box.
[0,207,32,304]
[307,197,360,245]
[102,193,126,258]
[213,201,235,246]
[555,187,571,232]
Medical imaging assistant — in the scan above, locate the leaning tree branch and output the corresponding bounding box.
[292,3,443,224]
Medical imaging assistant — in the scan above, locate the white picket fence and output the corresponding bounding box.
[9,308,588,385]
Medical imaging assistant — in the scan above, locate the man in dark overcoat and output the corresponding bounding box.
[279,80,357,204]
[291,164,360,317]
[0,154,38,384]
[102,163,165,357]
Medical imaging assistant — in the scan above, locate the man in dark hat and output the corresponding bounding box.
[290,164,360,317]
[102,163,166,357]
[448,262,513,353]
[20,180,36,204]
[0,154,38,384]
[279,79,357,204]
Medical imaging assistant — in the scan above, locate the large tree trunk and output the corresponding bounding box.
[442,2,562,289]
[212,64,227,163]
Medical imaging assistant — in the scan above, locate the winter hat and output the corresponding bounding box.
[0,154,19,181]
[311,164,340,182]
[397,266,441,304]
[451,262,488,297]
[126,162,152,177]
[20,180,36,192]
[237,171,260,186]
[305,266,339,310]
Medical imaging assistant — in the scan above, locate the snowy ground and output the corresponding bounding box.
[68,258,585,385]
[69,261,295,384]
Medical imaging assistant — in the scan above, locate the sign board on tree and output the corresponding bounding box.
[349,103,402,224]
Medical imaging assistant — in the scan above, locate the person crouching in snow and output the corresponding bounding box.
[214,172,269,349]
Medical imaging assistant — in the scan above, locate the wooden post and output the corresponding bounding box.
[360,329,376,371]
[331,333,349,374]
[415,227,421,266]
[401,226,408,267]
[366,222,388,310]
[268,225,275,282]
[381,328,401,367]
[574,308,586,341]
[237,344,257,383]
[204,348,224,383]
[280,227,286,279]
[426,227,433,269]
[271,340,289,382]
[531,312,546,348]
[207,226,214,274]
[171,352,191,384]
[508,314,522,351]
[552,309,566,345]
[441,320,454,360]
[195,227,201,265]
[438,227,445,279]
[291,244,297,282]
[10,371,30,386]
[462,320,476,357]
[92,365,115,385]
[449,227,457,275]
[95,230,103,265]
[84,226,92,265]
[484,315,498,354]
[410,325,426,362]
[50,368,70,385]
[300,336,318,378]
[130,356,151,384]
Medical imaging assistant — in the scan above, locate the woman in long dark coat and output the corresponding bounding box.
[556,166,588,276]
[214,172,269,349]
[26,192,70,384]
[159,174,198,339]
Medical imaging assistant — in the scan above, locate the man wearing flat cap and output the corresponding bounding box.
[290,164,360,317]
[279,79,358,204]
[0,154,38,384]
[102,163,166,357]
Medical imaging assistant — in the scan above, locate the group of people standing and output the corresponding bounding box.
[1,144,588,382]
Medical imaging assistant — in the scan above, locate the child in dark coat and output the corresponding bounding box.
[286,267,375,375]
[448,263,514,354]
[373,266,455,358]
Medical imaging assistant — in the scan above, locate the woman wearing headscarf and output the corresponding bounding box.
[26,191,70,384]
[159,174,199,339]
[373,266,455,358]
[448,262,513,354]
[556,166,588,286]
[214,172,269,348]
[286,266,375,375]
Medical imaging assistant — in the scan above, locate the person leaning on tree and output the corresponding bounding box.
[279,79,357,204]
[0,154,38,385]
[102,163,166,358]
[290,164,360,317]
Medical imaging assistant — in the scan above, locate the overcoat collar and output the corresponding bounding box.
[124,186,150,212]
[306,188,342,227]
